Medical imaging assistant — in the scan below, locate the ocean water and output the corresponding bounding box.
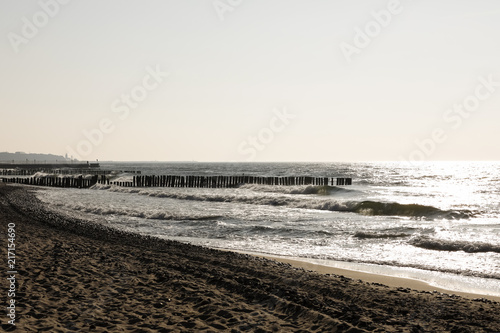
[35,162,500,296]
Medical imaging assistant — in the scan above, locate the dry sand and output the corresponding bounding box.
[1,184,499,332]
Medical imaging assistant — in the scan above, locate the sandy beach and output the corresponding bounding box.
[1,184,499,332]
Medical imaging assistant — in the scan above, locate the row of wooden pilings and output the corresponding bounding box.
[1,175,99,188]
[1,175,352,189]
[101,176,353,188]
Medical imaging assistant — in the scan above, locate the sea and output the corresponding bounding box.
[34,161,500,297]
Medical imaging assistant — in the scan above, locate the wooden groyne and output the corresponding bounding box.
[1,175,352,189]
[102,176,353,188]
[1,175,99,189]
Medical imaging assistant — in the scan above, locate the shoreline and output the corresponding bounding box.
[1,184,499,332]
[249,253,500,302]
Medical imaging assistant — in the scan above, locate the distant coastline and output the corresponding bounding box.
[0,152,72,163]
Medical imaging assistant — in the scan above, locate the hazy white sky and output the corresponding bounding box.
[1,0,500,162]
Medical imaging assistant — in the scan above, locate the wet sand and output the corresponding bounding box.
[250,254,500,302]
[1,184,499,332]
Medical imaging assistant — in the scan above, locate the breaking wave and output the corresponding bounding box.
[410,236,500,253]
[354,231,411,239]
[56,202,223,221]
[239,184,358,196]
[90,185,474,219]
[351,201,473,219]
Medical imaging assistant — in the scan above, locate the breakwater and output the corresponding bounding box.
[1,175,352,189]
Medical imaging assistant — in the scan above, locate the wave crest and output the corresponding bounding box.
[92,187,473,219]
[60,203,222,221]
[354,231,411,239]
[240,184,357,196]
[352,201,473,219]
[410,236,500,253]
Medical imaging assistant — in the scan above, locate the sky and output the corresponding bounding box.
[1,0,500,162]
